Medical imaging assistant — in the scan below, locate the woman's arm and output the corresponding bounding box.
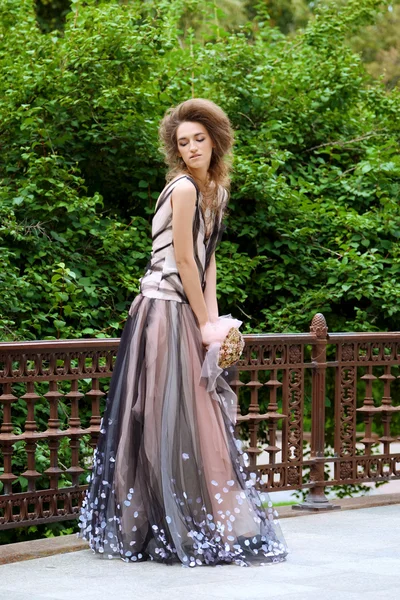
[171,181,209,328]
[204,252,218,323]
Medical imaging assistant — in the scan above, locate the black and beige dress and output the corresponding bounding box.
[78,175,288,566]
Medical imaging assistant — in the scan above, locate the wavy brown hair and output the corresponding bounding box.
[159,98,234,194]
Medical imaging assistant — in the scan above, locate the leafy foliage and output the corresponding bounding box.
[35,0,71,32]
[350,0,400,89]
[1,0,399,342]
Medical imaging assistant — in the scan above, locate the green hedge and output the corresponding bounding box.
[1,0,399,342]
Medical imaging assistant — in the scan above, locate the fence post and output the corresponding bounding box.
[293,313,340,511]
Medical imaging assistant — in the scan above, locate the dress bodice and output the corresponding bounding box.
[139,175,227,303]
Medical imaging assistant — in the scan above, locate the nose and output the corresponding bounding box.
[189,139,198,153]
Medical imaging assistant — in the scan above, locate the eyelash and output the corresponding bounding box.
[179,138,205,147]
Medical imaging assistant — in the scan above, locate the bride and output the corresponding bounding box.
[78,98,288,567]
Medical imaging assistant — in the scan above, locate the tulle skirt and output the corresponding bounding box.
[77,294,288,567]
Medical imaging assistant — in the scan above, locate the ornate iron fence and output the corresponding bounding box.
[1,314,399,530]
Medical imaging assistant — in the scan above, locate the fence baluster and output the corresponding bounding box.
[293,314,340,511]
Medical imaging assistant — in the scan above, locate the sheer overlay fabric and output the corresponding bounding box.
[77,176,288,566]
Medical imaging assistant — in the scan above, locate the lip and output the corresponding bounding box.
[190,154,201,160]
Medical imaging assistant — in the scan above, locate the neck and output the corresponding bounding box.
[187,166,209,190]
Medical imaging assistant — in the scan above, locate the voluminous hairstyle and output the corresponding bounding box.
[159,98,234,192]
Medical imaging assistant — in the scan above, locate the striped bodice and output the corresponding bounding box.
[139,175,227,303]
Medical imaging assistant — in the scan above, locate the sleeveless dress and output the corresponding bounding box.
[77,175,288,567]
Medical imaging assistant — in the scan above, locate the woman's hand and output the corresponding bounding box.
[200,321,222,348]
[200,316,243,349]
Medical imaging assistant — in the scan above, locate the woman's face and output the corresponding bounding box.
[176,121,214,174]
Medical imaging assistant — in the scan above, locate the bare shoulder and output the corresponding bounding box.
[171,176,197,202]
[168,173,187,185]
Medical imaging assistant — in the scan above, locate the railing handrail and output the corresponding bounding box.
[2,328,400,352]
[0,338,121,352]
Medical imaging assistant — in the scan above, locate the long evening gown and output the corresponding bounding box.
[77,175,288,566]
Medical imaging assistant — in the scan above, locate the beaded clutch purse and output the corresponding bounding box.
[218,326,245,368]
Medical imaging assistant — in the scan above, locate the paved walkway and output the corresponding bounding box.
[1,504,399,600]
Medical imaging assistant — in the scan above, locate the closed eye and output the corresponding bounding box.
[179,138,206,147]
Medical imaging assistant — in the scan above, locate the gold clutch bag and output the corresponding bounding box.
[218,327,245,369]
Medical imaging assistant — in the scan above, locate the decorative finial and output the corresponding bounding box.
[310,313,328,339]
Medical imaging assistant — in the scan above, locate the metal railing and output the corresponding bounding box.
[1,313,399,530]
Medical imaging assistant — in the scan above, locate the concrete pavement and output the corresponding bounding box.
[1,504,399,600]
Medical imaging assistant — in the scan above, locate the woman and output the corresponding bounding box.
[78,98,288,567]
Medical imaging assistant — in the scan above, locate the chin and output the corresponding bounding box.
[189,159,208,169]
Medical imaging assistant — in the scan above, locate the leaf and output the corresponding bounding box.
[57,292,69,302]
[53,319,67,329]
[360,163,372,174]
